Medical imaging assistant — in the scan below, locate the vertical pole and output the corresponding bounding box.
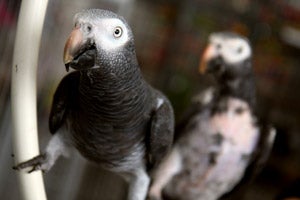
[11,0,48,200]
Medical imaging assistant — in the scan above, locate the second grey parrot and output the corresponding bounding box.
[148,32,276,200]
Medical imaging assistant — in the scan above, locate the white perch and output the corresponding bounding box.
[11,0,48,200]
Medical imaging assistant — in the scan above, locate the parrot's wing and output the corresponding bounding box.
[220,124,276,200]
[147,92,174,171]
[49,71,80,134]
[246,124,276,178]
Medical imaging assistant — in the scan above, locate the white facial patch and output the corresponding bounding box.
[93,18,130,51]
[210,35,252,65]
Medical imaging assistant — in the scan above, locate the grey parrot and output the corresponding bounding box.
[148,32,276,200]
[13,9,174,200]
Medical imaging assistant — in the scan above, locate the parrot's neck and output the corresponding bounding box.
[217,70,256,110]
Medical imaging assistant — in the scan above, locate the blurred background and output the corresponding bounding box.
[1,0,300,199]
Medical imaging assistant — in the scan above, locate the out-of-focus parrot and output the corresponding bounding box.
[13,9,174,200]
[148,32,276,200]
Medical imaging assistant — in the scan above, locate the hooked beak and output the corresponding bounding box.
[199,44,217,74]
[63,27,84,72]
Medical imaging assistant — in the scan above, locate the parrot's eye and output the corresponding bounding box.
[87,25,92,33]
[114,27,123,38]
[237,46,243,54]
[216,43,222,50]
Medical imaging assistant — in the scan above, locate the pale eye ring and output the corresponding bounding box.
[114,26,123,38]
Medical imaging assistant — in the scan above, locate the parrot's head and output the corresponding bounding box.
[199,32,252,80]
[63,9,136,72]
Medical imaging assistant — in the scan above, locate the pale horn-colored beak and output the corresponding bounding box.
[199,44,216,74]
[63,26,83,71]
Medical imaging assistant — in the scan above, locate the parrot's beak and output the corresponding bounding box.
[63,27,84,72]
[199,45,217,74]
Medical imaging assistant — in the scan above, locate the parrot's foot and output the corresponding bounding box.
[146,190,163,200]
[13,154,50,173]
[146,195,162,200]
[147,188,162,200]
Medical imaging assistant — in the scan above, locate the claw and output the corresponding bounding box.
[27,164,41,173]
[13,154,47,173]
